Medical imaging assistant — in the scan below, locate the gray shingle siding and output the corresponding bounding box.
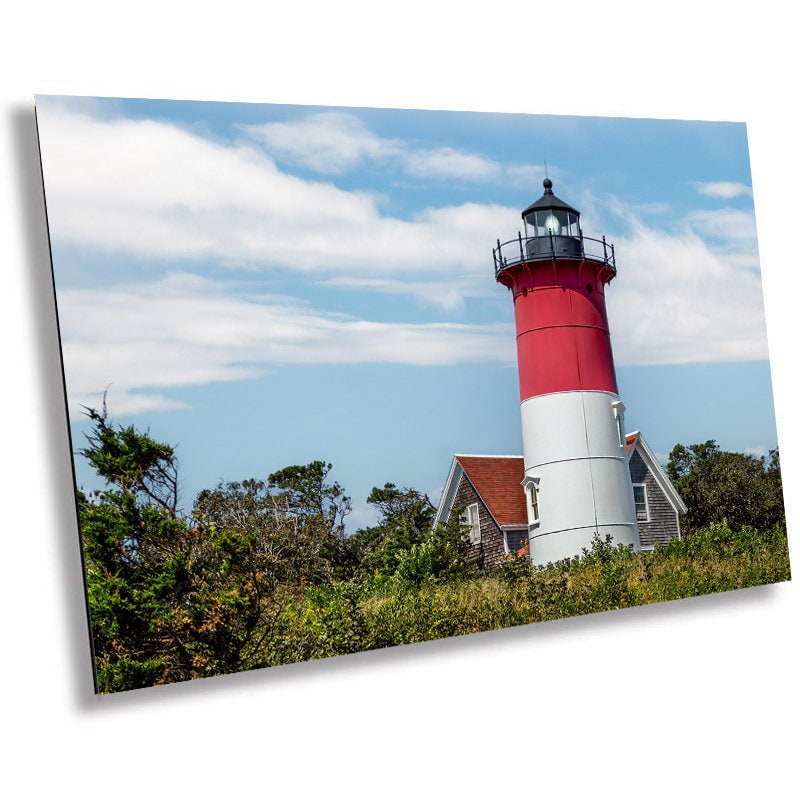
[453,475,507,569]
[629,450,681,548]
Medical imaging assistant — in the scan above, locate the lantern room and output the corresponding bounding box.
[521,177,583,259]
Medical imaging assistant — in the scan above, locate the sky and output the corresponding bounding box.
[35,95,776,532]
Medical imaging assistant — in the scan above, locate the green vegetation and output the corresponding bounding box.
[76,410,791,693]
[271,522,789,666]
[668,440,784,532]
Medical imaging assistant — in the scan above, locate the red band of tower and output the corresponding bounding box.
[500,258,619,399]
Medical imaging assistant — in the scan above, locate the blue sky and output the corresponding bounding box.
[35,95,775,531]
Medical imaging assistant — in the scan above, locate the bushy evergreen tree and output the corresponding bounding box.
[78,407,195,691]
[667,440,785,533]
[78,409,357,690]
[343,483,436,578]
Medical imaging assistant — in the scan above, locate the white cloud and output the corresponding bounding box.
[403,147,499,181]
[36,106,516,283]
[321,275,491,312]
[242,111,542,186]
[692,180,753,199]
[241,112,399,174]
[58,272,515,418]
[685,207,759,253]
[76,391,190,417]
[607,212,768,366]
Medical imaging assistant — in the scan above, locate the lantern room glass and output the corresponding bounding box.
[524,208,581,239]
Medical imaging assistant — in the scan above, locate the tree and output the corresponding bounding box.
[81,405,179,515]
[267,461,351,538]
[267,460,353,576]
[78,406,355,691]
[341,483,433,578]
[366,483,436,531]
[667,440,785,533]
[77,406,195,691]
[190,478,337,674]
[340,483,472,581]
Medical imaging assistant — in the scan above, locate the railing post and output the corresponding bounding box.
[610,242,615,269]
[602,235,607,263]
[518,231,524,264]
[580,230,585,261]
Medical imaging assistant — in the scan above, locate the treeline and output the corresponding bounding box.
[76,409,790,693]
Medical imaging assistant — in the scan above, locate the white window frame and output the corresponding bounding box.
[612,400,626,449]
[461,502,481,544]
[522,477,541,529]
[632,483,649,522]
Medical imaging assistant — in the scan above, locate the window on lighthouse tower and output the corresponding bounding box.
[612,400,626,449]
[523,479,541,528]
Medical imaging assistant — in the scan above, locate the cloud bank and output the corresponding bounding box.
[58,272,515,417]
[241,111,543,185]
[36,100,769,418]
[37,105,514,277]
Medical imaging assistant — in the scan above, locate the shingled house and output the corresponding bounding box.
[433,431,687,570]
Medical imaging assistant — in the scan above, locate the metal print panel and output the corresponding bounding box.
[35,95,790,693]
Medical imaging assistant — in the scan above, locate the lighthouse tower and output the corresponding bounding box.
[493,179,640,566]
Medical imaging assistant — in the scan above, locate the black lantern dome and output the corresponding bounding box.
[521,178,583,259]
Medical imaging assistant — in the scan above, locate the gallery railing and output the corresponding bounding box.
[493,232,616,278]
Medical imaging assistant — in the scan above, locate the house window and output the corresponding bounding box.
[633,484,648,521]
[461,503,481,544]
[505,530,527,554]
[524,479,540,528]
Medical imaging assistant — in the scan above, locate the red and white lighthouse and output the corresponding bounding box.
[494,178,640,565]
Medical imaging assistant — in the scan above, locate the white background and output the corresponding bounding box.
[2,3,798,797]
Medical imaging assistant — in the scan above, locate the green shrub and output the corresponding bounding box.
[272,522,790,666]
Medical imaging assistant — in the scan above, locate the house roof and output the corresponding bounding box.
[456,455,527,528]
[432,454,528,531]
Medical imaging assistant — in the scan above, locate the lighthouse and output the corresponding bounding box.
[493,178,640,566]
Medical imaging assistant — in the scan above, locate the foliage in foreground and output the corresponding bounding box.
[76,410,791,693]
[267,523,791,666]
